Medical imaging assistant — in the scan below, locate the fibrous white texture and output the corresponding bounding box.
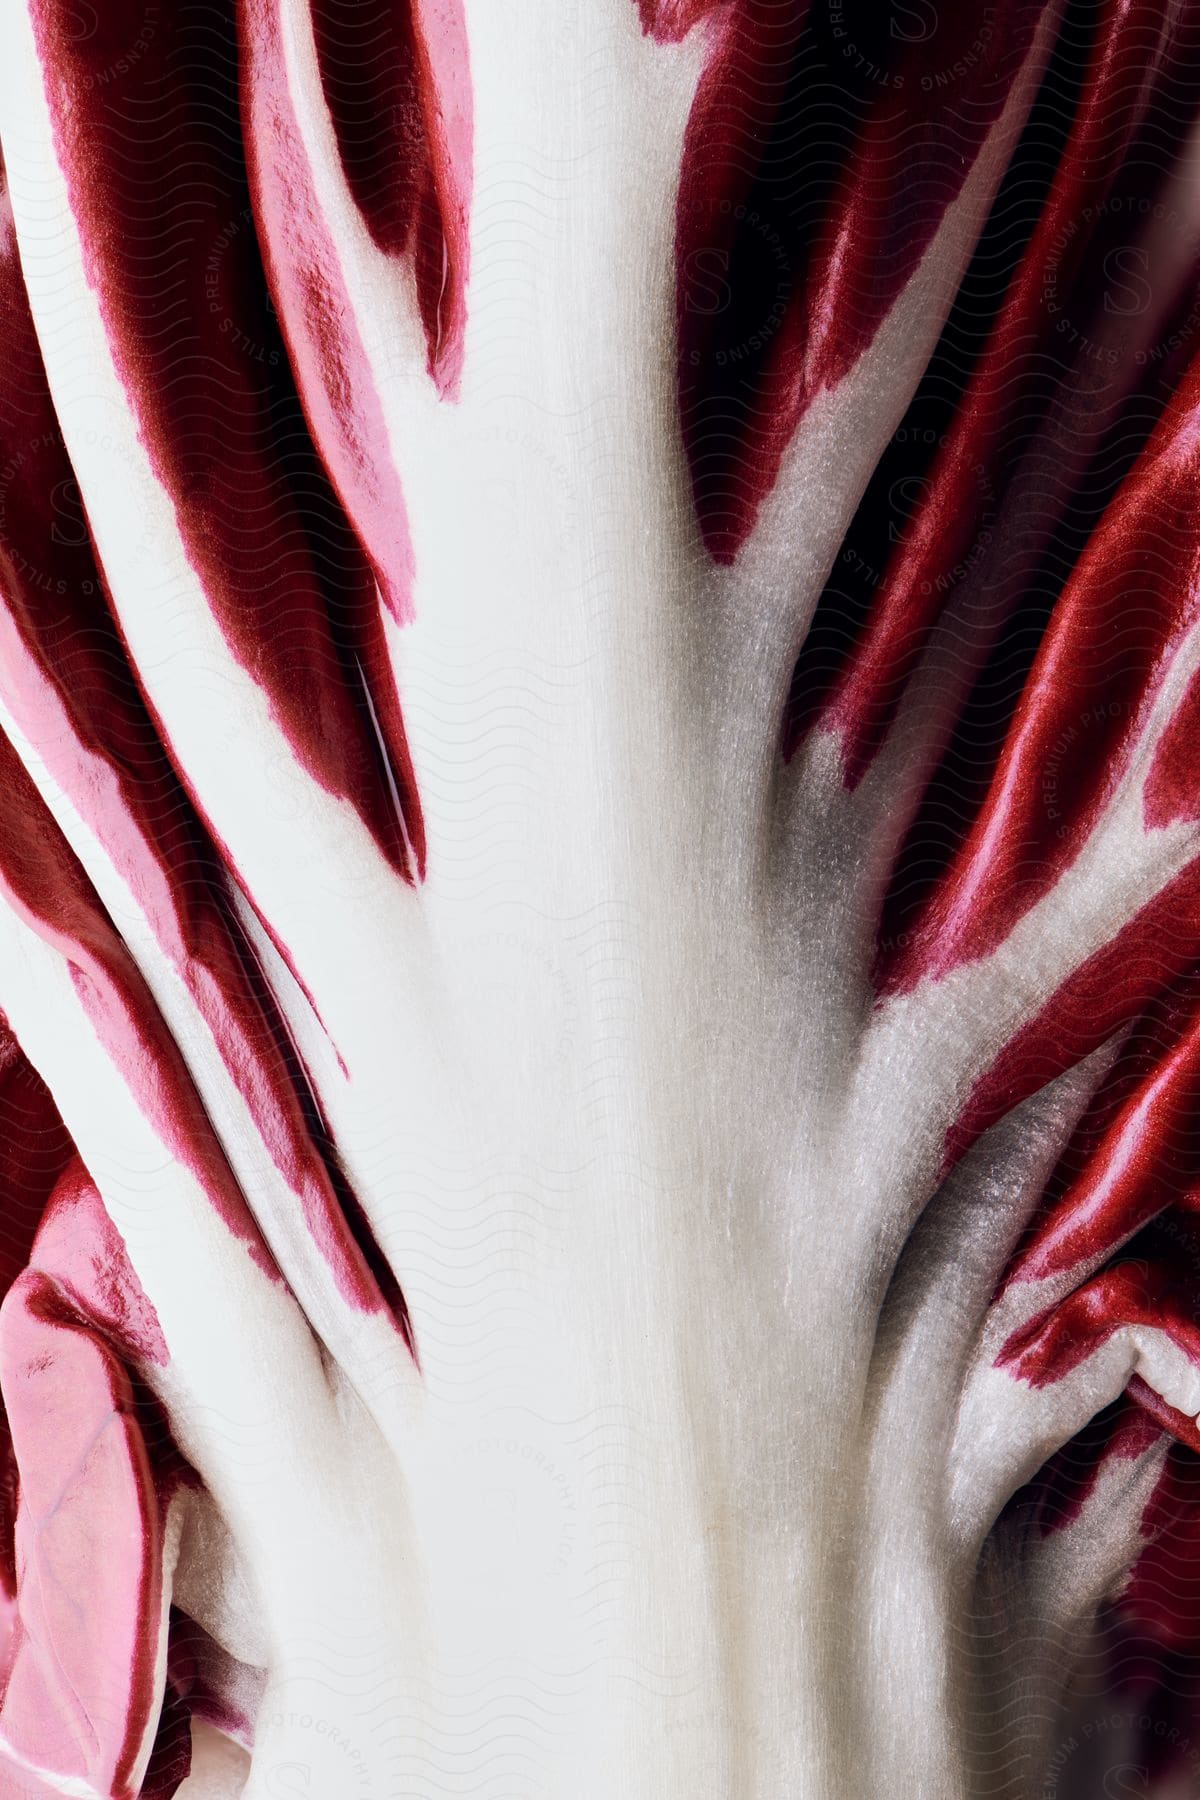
[0,3,1197,1798]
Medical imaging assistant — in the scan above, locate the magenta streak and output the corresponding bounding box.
[239,0,428,881]
[794,2,1043,401]
[940,856,1200,1176]
[0,735,279,1285]
[671,1,809,561]
[166,1608,263,1749]
[998,1261,1200,1389]
[0,1020,72,1325]
[0,191,409,1330]
[1118,1426,1200,1653]
[0,623,403,1313]
[144,1608,264,1791]
[241,0,418,625]
[1019,1398,1162,1537]
[1127,1374,1200,1458]
[223,871,349,1079]
[672,1,1042,561]
[637,0,722,42]
[0,625,413,1324]
[0,1022,73,1626]
[27,0,420,883]
[878,363,1200,1000]
[1004,990,1200,1288]
[412,0,473,396]
[1145,647,1200,829]
[819,0,1183,785]
[308,0,472,396]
